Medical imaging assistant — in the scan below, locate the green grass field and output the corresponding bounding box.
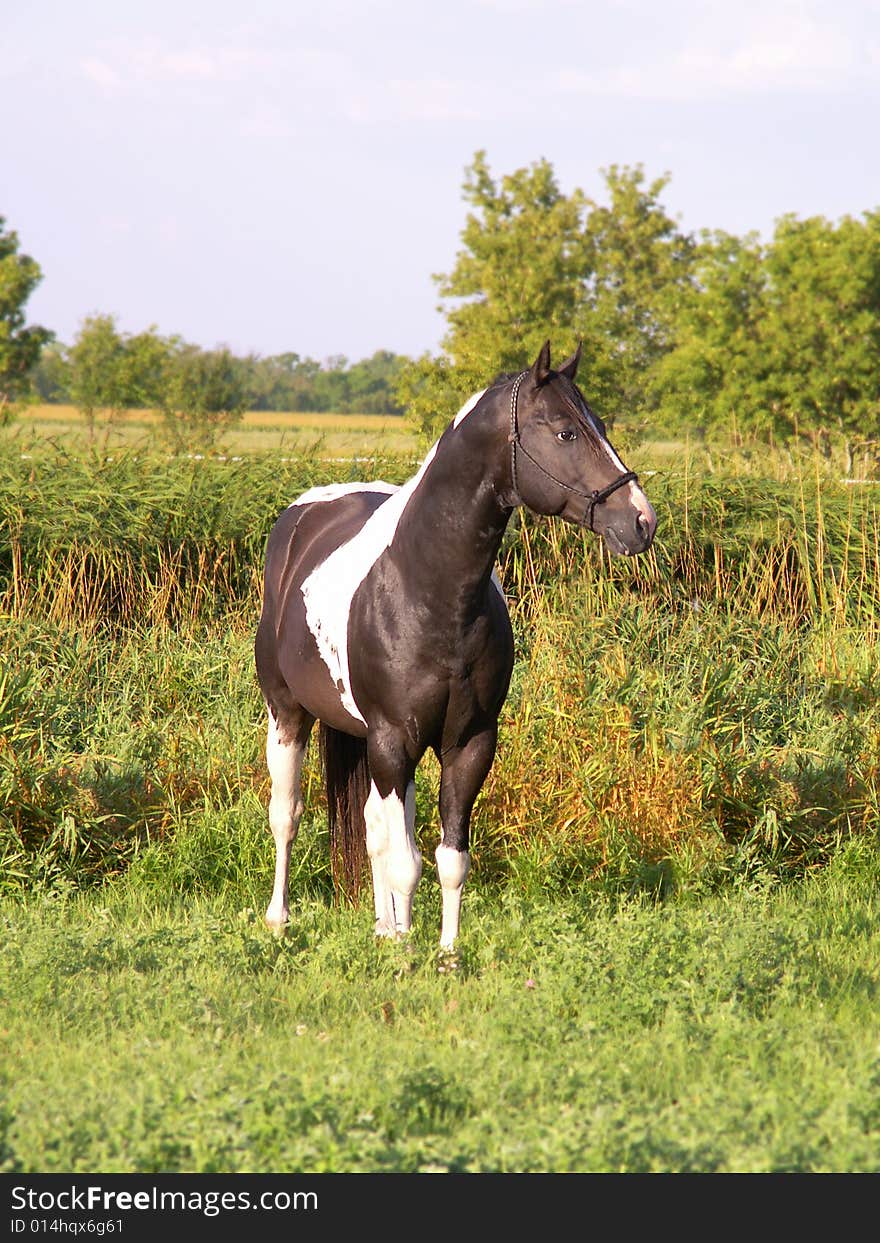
[3,851,879,1172]
[1,411,879,1172]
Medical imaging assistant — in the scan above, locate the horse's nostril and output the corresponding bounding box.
[636,510,656,544]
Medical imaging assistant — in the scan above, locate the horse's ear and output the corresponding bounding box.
[528,340,552,387]
[557,341,582,381]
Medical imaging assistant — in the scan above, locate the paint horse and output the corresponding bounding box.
[255,342,656,951]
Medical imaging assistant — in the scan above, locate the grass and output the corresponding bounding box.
[2,844,879,1172]
[3,430,880,891]
[14,404,419,457]
[1,417,880,1172]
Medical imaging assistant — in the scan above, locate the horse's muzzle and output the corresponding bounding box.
[598,502,657,557]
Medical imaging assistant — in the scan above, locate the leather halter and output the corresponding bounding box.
[507,371,638,531]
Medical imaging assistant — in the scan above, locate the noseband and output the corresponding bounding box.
[507,371,638,531]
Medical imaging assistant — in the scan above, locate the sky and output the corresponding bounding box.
[3,0,879,363]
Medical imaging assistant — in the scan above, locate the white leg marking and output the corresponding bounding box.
[435,844,470,951]
[264,714,306,930]
[365,781,421,938]
[365,783,393,934]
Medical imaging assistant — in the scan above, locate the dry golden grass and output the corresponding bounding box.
[16,404,419,457]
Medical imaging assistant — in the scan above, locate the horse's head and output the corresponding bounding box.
[505,341,656,557]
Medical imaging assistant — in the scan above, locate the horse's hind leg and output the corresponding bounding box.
[264,702,315,930]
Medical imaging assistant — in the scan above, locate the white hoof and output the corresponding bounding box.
[265,908,290,935]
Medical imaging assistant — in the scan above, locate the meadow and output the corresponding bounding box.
[16,404,418,458]
[1,407,879,1172]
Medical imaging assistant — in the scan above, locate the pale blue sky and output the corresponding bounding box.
[4,0,879,361]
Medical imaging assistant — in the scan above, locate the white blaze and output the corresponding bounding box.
[579,399,655,527]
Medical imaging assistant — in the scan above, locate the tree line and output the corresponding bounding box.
[399,154,880,467]
[26,317,408,447]
[2,153,879,456]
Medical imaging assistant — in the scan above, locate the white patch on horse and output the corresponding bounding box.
[364,780,421,937]
[453,389,486,427]
[290,481,397,508]
[300,444,440,724]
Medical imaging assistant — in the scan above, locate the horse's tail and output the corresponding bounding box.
[319,723,370,906]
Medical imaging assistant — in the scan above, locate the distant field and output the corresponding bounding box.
[14,404,420,458]
[12,406,849,484]
[7,406,777,483]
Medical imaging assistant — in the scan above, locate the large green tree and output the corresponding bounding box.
[650,229,769,438]
[0,217,52,423]
[398,152,589,441]
[396,153,696,442]
[653,212,880,457]
[759,212,880,457]
[580,165,697,424]
[438,152,589,379]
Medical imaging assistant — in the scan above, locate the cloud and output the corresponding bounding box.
[74,33,492,124]
[77,39,292,91]
[555,7,877,99]
[80,57,122,91]
[347,78,485,124]
[73,6,879,122]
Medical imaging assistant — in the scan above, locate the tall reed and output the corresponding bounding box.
[2,439,879,896]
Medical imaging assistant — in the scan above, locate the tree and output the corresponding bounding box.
[67,314,133,440]
[580,165,697,423]
[125,326,176,410]
[653,211,880,457]
[650,230,770,439]
[757,211,880,459]
[395,153,696,442]
[344,351,406,414]
[31,343,71,403]
[398,152,589,441]
[0,217,52,423]
[159,345,248,451]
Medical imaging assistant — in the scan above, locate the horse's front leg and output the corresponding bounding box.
[436,726,498,951]
[365,729,421,939]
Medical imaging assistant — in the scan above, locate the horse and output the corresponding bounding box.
[254,341,657,953]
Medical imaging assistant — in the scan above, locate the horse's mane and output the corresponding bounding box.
[488,370,519,389]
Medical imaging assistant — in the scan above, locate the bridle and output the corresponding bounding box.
[507,371,638,531]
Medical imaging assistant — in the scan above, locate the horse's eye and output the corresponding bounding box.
[556,428,578,443]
